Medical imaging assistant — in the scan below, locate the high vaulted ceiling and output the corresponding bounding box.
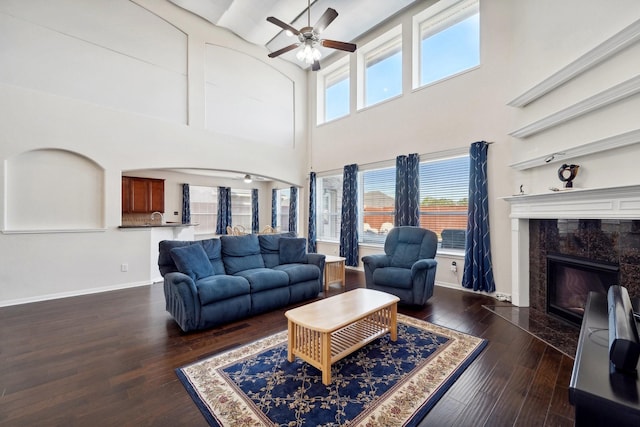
[168,0,420,69]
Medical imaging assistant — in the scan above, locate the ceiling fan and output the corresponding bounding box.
[266,1,357,71]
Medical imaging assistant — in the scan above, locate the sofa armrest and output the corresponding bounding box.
[305,253,326,284]
[163,272,201,332]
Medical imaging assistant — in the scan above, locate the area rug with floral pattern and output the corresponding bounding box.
[176,313,487,426]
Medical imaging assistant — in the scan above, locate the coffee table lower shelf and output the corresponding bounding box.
[287,307,397,385]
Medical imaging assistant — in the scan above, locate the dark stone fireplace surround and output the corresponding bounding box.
[529,218,640,320]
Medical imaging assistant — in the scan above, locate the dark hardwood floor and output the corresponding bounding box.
[0,271,575,426]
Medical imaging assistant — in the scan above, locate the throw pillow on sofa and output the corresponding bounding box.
[169,244,214,281]
[279,237,307,264]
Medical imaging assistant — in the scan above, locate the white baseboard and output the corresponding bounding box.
[0,280,152,308]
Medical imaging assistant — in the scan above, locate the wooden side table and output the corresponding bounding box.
[323,255,346,292]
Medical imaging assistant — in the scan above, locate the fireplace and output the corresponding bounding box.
[502,185,640,307]
[546,253,619,325]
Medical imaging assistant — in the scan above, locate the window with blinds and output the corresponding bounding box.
[189,185,217,235]
[419,155,469,251]
[315,154,469,250]
[361,164,395,244]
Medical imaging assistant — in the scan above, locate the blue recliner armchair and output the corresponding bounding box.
[362,226,438,305]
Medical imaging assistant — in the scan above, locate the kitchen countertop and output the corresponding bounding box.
[118,223,198,229]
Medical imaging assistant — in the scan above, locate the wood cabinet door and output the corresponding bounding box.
[130,178,150,213]
[122,176,132,213]
[149,179,164,213]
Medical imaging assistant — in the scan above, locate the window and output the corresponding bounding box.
[361,165,395,244]
[315,152,469,253]
[419,155,469,252]
[189,185,218,235]
[359,26,402,109]
[275,188,291,232]
[319,60,350,124]
[316,175,342,241]
[415,0,479,88]
[230,189,252,230]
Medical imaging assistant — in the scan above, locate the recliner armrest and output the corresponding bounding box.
[411,258,437,274]
[362,254,390,269]
[163,271,201,330]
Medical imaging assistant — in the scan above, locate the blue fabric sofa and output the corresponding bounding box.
[158,233,325,332]
[362,226,438,306]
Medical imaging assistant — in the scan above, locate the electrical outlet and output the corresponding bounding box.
[121,263,128,272]
[450,261,457,273]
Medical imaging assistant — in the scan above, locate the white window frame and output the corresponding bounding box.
[357,25,403,110]
[316,56,350,125]
[412,0,480,89]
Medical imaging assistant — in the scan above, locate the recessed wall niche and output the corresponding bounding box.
[5,149,105,231]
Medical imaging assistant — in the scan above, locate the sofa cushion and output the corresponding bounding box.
[279,238,307,264]
[195,275,250,305]
[200,238,226,275]
[372,267,413,289]
[274,264,320,284]
[169,244,214,281]
[158,240,191,276]
[258,232,296,268]
[235,268,289,292]
[221,234,265,274]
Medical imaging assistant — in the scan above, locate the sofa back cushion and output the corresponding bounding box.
[169,244,214,281]
[221,234,265,274]
[158,238,225,276]
[258,232,296,268]
[279,238,307,264]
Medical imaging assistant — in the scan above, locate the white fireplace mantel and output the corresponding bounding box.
[501,185,640,306]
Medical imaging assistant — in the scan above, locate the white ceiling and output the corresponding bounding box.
[168,0,420,69]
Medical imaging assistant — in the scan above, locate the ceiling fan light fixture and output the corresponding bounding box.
[244,174,252,183]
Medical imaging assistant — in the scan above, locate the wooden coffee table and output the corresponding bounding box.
[285,288,399,385]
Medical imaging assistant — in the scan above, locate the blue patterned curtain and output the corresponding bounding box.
[307,172,317,253]
[251,188,259,233]
[340,164,359,266]
[395,153,420,227]
[216,186,232,234]
[462,141,496,292]
[271,189,277,228]
[289,186,298,234]
[181,183,191,224]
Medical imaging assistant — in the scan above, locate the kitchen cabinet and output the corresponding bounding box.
[122,176,164,213]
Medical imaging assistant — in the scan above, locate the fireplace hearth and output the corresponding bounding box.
[546,253,619,325]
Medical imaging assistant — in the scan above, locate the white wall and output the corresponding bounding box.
[310,0,640,299]
[1,0,638,305]
[0,0,309,305]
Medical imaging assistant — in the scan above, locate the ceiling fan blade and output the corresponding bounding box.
[268,43,300,58]
[321,39,357,52]
[311,60,321,72]
[314,8,338,34]
[266,16,300,36]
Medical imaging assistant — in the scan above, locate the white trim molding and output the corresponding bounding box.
[509,128,640,170]
[508,18,640,108]
[509,74,640,139]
